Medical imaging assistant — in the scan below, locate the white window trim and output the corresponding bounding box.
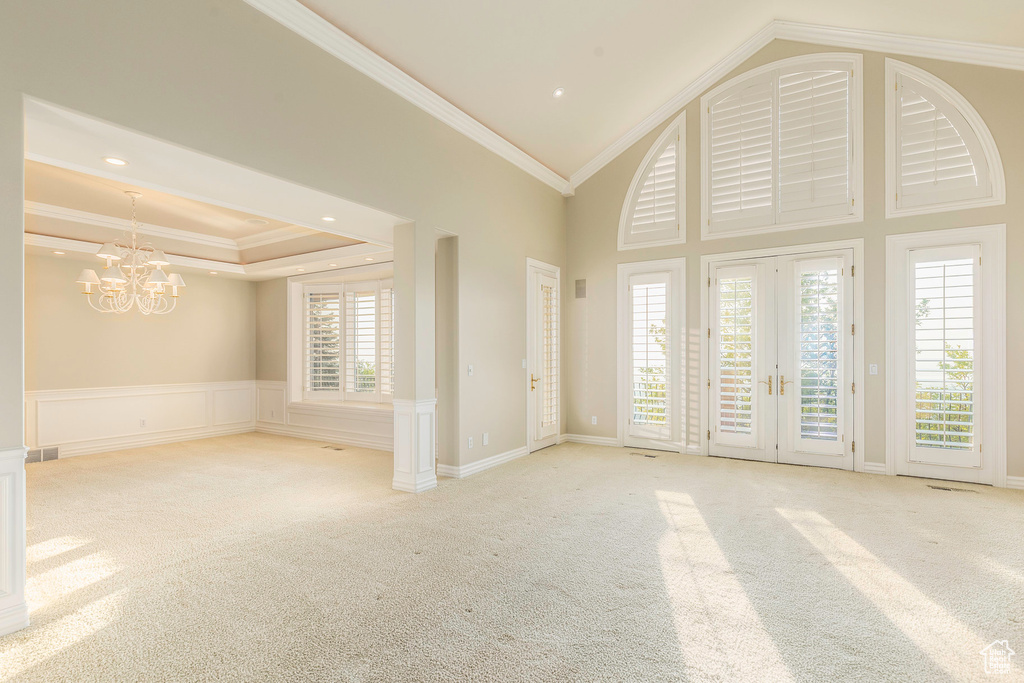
[287,269,394,408]
[700,53,864,241]
[617,111,686,251]
[884,59,1006,219]
[616,257,685,451]
[698,239,865,470]
[885,225,1006,487]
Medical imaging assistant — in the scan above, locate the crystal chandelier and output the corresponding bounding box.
[75,191,186,314]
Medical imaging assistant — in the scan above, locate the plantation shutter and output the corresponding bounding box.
[628,272,671,440]
[896,73,989,209]
[380,282,394,400]
[708,74,774,230]
[344,284,379,402]
[622,127,681,246]
[778,67,852,220]
[303,287,342,400]
[541,277,559,429]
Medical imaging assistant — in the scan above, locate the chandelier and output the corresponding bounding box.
[75,191,186,314]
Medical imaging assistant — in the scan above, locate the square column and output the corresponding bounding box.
[392,222,437,493]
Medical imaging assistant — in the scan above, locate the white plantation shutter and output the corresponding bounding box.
[708,75,774,229]
[778,68,852,220]
[896,73,990,210]
[628,273,671,440]
[345,286,378,400]
[380,284,394,400]
[541,280,558,428]
[619,115,684,249]
[303,288,342,399]
[704,54,859,235]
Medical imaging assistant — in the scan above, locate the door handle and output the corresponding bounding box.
[758,375,773,395]
[780,375,794,395]
[530,374,538,391]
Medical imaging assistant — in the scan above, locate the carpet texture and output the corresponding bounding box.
[2,433,1022,682]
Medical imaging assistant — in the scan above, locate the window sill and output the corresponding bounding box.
[287,400,394,422]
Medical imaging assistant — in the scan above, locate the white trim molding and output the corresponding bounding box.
[563,434,620,448]
[885,224,1007,487]
[392,398,438,493]
[0,446,28,637]
[437,446,529,479]
[240,0,570,195]
[1007,476,1024,491]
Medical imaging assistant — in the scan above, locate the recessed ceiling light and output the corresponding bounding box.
[365,257,374,262]
[209,271,218,275]
[297,268,305,272]
[552,87,565,98]
[321,216,335,222]
[52,251,65,255]
[329,263,338,267]
[103,157,128,166]
[245,218,269,225]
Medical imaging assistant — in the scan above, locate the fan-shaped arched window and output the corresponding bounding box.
[618,112,684,250]
[700,53,863,239]
[886,59,1005,217]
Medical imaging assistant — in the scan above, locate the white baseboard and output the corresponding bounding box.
[861,461,887,475]
[562,434,620,447]
[437,446,529,479]
[1006,476,1024,490]
[56,425,256,459]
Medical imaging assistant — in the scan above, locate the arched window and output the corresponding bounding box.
[618,112,684,250]
[886,59,1005,217]
[701,53,863,238]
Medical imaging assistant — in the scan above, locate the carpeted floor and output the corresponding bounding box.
[2,433,1022,682]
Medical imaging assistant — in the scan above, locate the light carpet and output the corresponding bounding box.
[2,433,1022,682]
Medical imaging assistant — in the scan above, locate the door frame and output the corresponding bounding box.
[699,239,865,470]
[526,257,561,452]
[885,225,1006,487]
[617,257,686,451]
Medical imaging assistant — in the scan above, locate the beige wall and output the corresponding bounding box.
[0,0,564,460]
[255,278,288,383]
[566,40,1024,476]
[25,253,255,391]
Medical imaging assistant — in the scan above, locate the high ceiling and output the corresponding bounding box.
[299,0,1024,178]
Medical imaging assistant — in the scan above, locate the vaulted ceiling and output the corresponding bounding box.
[298,0,1024,179]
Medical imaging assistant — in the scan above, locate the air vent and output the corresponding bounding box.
[927,484,978,493]
[42,447,59,461]
[25,449,42,464]
[321,445,345,451]
[575,279,587,299]
[630,452,658,458]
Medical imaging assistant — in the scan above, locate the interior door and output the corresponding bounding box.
[528,261,559,452]
[708,249,854,470]
[709,259,776,462]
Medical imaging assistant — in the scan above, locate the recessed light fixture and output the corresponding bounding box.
[321,216,335,222]
[209,271,218,276]
[103,157,128,166]
[297,268,305,272]
[328,263,338,267]
[365,257,374,262]
[52,251,65,255]
[245,218,269,225]
[552,87,565,98]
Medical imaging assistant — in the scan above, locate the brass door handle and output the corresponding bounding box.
[758,375,773,395]
[530,374,538,391]
[780,375,794,395]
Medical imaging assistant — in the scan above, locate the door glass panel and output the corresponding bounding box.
[914,258,975,450]
[631,281,668,429]
[541,280,558,428]
[798,267,840,441]
[718,276,754,434]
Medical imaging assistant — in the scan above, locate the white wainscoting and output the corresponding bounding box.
[25,381,257,458]
[254,381,394,452]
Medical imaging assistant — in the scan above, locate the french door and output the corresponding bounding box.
[527,259,560,452]
[708,249,854,470]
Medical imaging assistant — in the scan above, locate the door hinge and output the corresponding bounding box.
[708,275,711,288]
[707,378,711,388]
[851,323,855,335]
[707,328,711,339]
[852,440,856,453]
[707,429,711,441]
[851,382,856,394]
[851,265,855,277]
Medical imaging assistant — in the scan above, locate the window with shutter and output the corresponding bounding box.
[301,278,394,405]
[886,59,1004,217]
[702,54,862,238]
[618,112,685,250]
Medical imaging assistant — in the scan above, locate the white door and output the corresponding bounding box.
[527,260,559,452]
[709,249,854,470]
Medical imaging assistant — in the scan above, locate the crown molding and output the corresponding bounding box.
[569,20,1024,190]
[235,225,320,250]
[241,0,570,195]
[24,233,247,274]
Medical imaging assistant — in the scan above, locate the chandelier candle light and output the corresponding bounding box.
[75,191,186,314]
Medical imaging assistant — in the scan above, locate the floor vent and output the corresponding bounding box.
[321,445,345,451]
[630,452,658,459]
[26,447,59,463]
[927,484,978,493]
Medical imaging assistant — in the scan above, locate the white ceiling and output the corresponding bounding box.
[298,0,1024,178]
